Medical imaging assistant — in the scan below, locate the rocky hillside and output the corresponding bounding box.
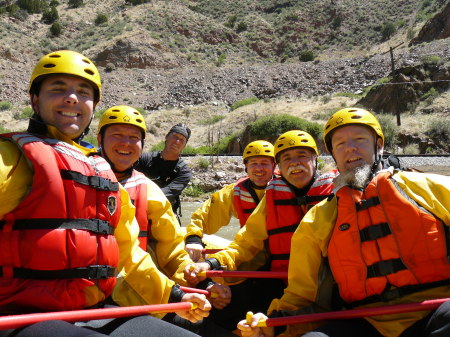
[0,0,448,153]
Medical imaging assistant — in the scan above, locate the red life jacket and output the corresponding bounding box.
[266,170,337,272]
[233,177,262,227]
[0,133,121,312]
[329,170,450,305]
[121,170,149,250]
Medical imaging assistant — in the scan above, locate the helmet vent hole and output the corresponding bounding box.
[43,64,56,69]
[109,116,118,120]
[351,115,362,120]
[84,69,95,76]
[136,119,143,123]
[49,55,61,58]
[82,58,91,65]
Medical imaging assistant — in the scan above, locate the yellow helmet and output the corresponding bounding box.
[243,140,274,163]
[323,108,384,152]
[28,50,102,103]
[274,130,318,162]
[98,105,147,138]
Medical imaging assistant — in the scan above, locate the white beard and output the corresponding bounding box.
[333,164,372,190]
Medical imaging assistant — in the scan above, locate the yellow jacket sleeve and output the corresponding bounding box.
[394,170,450,225]
[185,183,238,238]
[208,195,269,270]
[112,185,176,314]
[145,178,192,286]
[0,139,33,218]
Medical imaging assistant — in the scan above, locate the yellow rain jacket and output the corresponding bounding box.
[269,170,450,337]
[185,182,266,239]
[120,173,192,286]
[207,194,270,270]
[0,126,175,316]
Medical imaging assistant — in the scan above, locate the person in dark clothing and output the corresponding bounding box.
[135,124,192,223]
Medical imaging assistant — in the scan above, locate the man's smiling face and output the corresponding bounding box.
[32,74,95,139]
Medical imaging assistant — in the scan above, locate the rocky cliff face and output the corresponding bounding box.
[410,2,450,46]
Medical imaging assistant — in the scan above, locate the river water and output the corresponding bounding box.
[179,201,240,242]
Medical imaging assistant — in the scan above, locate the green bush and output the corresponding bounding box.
[236,21,247,33]
[42,6,58,24]
[426,119,450,144]
[421,55,444,65]
[182,184,205,198]
[196,157,210,169]
[421,87,439,105]
[381,22,396,40]
[377,114,397,151]
[125,0,151,5]
[248,114,323,144]
[224,14,237,28]
[199,115,226,126]
[50,21,62,36]
[403,143,419,155]
[68,0,83,8]
[299,50,314,62]
[17,0,47,13]
[17,106,34,119]
[0,101,12,111]
[216,53,226,67]
[150,140,165,151]
[231,97,259,110]
[95,13,108,26]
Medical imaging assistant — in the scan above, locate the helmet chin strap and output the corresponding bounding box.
[370,140,382,175]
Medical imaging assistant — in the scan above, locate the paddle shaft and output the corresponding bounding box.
[262,298,450,327]
[201,270,288,279]
[0,302,193,330]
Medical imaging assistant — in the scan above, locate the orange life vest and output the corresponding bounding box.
[120,170,149,250]
[266,170,337,272]
[0,133,121,312]
[329,170,450,305]
[233,177,261,227]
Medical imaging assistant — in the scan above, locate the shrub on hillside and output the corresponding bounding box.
[125,0,151,5]
[421,87,439,105]
[68,0,83,8]
[426,119,450,144]
[299,50,314,62]
[42,6,58,24]
[17,0,47,13]
[231,97,259,110]
[50,21,62,36]
[0,101,12,111]
[381,22,396,40]
[248,114,323,144]
[376,114,397,151]
[95,13,108,26]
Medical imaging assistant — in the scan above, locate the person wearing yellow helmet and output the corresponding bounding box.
[97,105,235,335]
[239,108,450,337]
[184,131,338,333]
[185,140,276,262]
[0,51,208,337]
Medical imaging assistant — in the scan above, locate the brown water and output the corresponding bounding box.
[179,201,240,242]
